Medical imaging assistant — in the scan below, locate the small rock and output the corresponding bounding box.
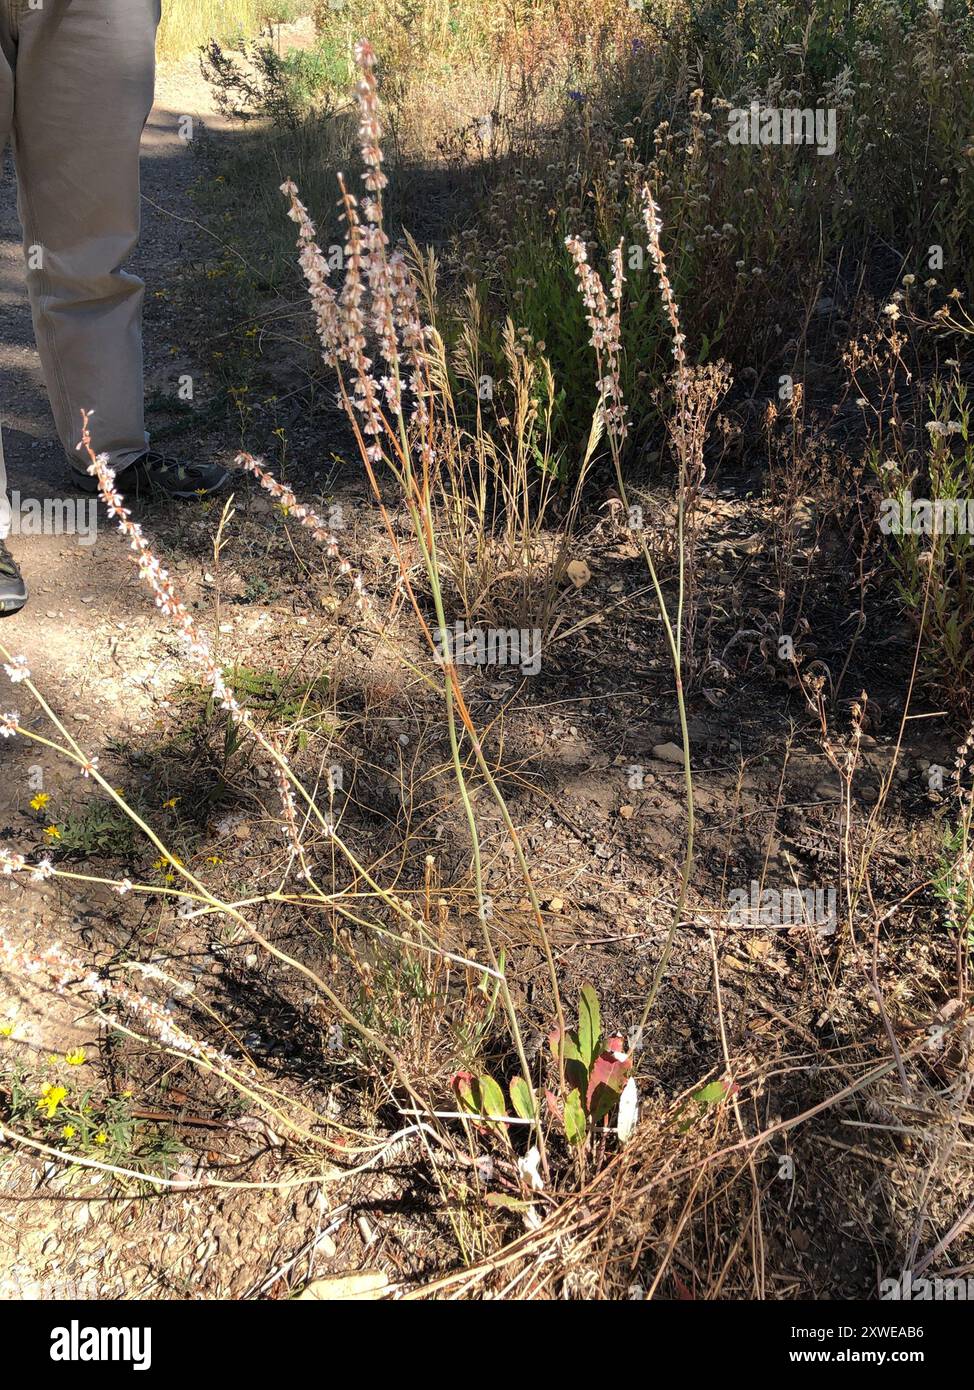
[652,741,684,764]
[297,1270,388,1300]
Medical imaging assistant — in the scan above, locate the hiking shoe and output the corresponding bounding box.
[76,450,229,500]
[0,541,27,615]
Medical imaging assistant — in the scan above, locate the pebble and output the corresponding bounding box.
[652,741,684,764]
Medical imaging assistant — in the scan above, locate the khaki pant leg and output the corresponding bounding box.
[11,0,160,472]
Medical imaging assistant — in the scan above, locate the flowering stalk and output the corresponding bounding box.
[77,414,431,935]
[235,452,371,613]
[270,41,569,1159]
[567,185,702,1040]
[0,437,446,1139]
[0,932,234,1068]
[0,928,350,1155]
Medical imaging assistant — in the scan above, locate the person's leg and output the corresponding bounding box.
[11,0,161,473]
[0,12,14,543]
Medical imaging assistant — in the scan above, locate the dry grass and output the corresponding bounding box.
[2,0,973,1302]
[157,0,314,60]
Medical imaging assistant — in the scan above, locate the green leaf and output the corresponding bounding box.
[509,1076,536,1121]
[485,1192,531,1212]
[549,1024,588,1094]
[478,1074,507,1121]
[453,1071,507,1129]
[564,1088,587,1145]
[693,1081,727,1109]
[577,984,602,1070]
[548,1024,582,1064]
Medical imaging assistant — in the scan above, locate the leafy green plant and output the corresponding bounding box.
[43,801,143,860]
[0,1058,185,1178]
[173,661,334,769]
[545,984,633,1145]
[202,30,345,131]
[674,1077,738,1132]
[452,983,633,1150]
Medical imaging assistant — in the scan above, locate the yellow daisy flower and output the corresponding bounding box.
[37,1084,68,1119]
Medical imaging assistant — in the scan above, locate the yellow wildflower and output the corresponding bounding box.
[37,1084,68,1119]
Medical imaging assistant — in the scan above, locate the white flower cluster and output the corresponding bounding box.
[0,930,234,1069]
[2,655,30,684]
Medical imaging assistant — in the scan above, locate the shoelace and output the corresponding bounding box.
[0,547,18,577]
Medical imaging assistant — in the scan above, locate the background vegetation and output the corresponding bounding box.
[3,0,974,1301]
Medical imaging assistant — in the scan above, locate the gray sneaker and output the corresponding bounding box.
[76,450,229,500]
[0,540,27,615]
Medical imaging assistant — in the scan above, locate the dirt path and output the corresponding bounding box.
[0,33,332,1300]
[0,47,242,721]
[0,43,240,1030]
[0,16,321,714]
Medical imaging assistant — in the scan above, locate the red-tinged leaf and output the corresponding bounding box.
[452,1071,477,1113]
[453,1071,506,1130]
[545,1088,562,1121]
[673,1273,695,1300]
[548,1024,583,1064]
[587,1050,633,1122]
